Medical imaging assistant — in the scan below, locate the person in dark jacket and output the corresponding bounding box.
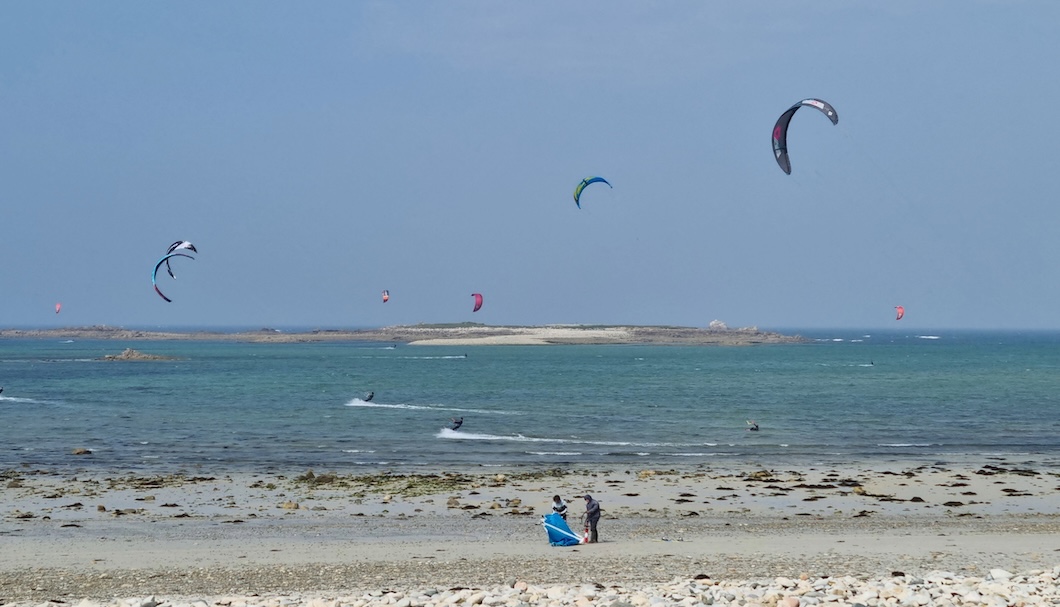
[582,494,601,543]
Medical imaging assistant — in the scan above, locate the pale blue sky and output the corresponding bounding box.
[2,2,1058,330]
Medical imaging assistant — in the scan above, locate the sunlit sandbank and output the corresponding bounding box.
[0,324,809,346]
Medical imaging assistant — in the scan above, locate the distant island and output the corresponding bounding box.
[0,322,808,346]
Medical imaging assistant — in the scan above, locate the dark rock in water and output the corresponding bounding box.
[99,348,179,361]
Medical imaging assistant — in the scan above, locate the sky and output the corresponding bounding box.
[2,2,1059,331]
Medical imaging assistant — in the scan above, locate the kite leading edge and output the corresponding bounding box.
[573,176,612,208]
[152,252,195,303]
[772,99,838,175]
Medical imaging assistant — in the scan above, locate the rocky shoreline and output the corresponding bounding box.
[0,324,807,346]
[3,462,1059,605]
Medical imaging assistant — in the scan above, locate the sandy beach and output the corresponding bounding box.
[3,459,1059,605]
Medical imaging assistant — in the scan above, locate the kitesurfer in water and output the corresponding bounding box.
[746,420,759,431]
[450,417,463,430]
[364,391,374,402]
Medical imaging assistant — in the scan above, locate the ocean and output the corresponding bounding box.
[2,329,1060,474]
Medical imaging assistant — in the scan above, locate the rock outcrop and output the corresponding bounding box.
[99,348,179,361]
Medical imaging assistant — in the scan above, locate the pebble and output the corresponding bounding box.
[4,568,1059,607]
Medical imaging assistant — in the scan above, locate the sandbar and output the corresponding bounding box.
[0,324,808,346]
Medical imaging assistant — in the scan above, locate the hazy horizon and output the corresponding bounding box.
[5,323,1059,338]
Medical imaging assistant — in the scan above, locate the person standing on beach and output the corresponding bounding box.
[582,494,601,543]
[551,495,568,521]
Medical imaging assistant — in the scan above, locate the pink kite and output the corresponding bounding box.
[471,293,483,313]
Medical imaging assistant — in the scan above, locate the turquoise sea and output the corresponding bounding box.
[2,329,1060,474]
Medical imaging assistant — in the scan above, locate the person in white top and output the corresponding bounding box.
[551,495,568,521]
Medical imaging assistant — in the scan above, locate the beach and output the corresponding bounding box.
[3,460,1059,606]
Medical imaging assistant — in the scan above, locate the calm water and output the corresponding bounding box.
[2,330,1060,474]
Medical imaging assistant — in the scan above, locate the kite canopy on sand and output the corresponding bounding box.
[541,513,584,546]
[573,176,611,208]
[772,99,838,174]
[471,293,483,313]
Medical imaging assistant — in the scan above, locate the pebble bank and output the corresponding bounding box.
[5,568,1058,607]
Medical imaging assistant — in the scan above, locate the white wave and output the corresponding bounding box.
[352,354,465,360]
[437,428,708,448]
[525,451,582,456]
[370,354,467,359]
[916,335,941,340]
[0,395,52,404]
[342,449,376,453]
[60,340,75,343]
[878,443,934,447]
[345,399,441,411]
[344,398,521,415]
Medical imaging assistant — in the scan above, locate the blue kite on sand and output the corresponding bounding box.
[542,512,584,546]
